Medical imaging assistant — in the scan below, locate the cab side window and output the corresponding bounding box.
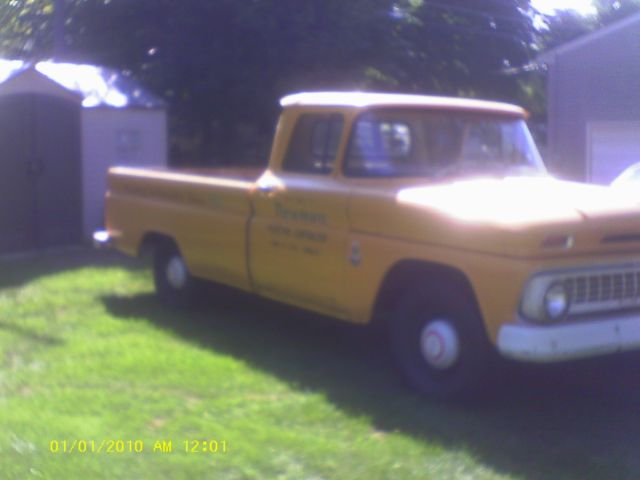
[283,114,344,174]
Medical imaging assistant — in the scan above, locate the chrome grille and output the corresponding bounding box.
[565,268,640,315]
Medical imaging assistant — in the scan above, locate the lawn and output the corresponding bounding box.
[1,249,640,479]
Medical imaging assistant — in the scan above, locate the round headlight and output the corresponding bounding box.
[543,282,570,321]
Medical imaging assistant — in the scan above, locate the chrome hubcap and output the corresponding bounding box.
[420,319,460,370]
[166,256,188,289]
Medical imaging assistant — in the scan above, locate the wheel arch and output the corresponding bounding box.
[138,231,178,257]
[371,259,484,328]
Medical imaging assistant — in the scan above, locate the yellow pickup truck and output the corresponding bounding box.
[96,92,640,398]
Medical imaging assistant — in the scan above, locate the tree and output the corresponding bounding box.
[539,0,640,51]
[0,1,541,164]
[62,0,405,162]
[594,0,640,24]
[538,9,594,50]
[396,1,536,101]
[0,0,54,59]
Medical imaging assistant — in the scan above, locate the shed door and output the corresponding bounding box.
[34,95,82,247]
[589,122,640,184]
[0,95,37,252]
[0,94,81,253]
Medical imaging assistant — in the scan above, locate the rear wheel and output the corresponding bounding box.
[153,241,200,308]
[390,281,493,399]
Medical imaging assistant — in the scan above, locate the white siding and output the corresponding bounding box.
[81,108,167,237]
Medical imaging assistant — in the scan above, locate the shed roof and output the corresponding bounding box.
[280,92,526,116]
[0,59,165,109]
[538,10,640,64]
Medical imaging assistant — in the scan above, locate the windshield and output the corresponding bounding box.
[344,109,546,179]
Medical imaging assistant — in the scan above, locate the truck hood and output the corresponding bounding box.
[349,176,640,258]
[397,177,637,226]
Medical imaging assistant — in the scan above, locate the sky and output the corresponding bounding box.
[532,0,597,15]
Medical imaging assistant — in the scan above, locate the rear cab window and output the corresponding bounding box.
[283,114,344,174]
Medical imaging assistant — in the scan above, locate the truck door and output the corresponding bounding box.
[249,113,350,319]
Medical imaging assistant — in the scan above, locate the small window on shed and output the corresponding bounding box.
[283,114,344,174]
[116,129,141,158]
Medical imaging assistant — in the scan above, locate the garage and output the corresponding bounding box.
[0,60,168,255]
[539,11,640,182]
[588,122,640,184]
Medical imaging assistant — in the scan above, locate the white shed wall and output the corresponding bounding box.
[81,108,167,237]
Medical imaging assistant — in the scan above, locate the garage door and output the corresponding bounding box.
[588,122,640,185]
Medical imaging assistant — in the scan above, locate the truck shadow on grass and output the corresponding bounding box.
[104,287,640,480]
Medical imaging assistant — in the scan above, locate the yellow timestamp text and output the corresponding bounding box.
[49,439,228,454]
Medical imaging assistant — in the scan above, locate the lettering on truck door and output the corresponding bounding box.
[249,113,350,318]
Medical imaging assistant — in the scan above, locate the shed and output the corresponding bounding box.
[0,59,167,254]
[539,12,640,184]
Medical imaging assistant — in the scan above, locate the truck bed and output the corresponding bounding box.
[106,165,258,291]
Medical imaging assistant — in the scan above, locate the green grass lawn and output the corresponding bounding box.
[2,249,640,479]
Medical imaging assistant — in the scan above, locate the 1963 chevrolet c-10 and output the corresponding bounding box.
[95,92,640,398]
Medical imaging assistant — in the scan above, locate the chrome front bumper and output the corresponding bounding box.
[497,311,640,362]
[92,230,114,250]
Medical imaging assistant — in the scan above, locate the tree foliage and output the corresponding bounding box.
[399,1,535,99]
[595,0,640,24]
[0,0,540,163]
[539,0,640,50]
[0,0,54,58]
[539,9,593,50]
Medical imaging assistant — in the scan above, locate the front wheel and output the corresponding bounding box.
[153,241,200,308]
[390,282,493,399]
